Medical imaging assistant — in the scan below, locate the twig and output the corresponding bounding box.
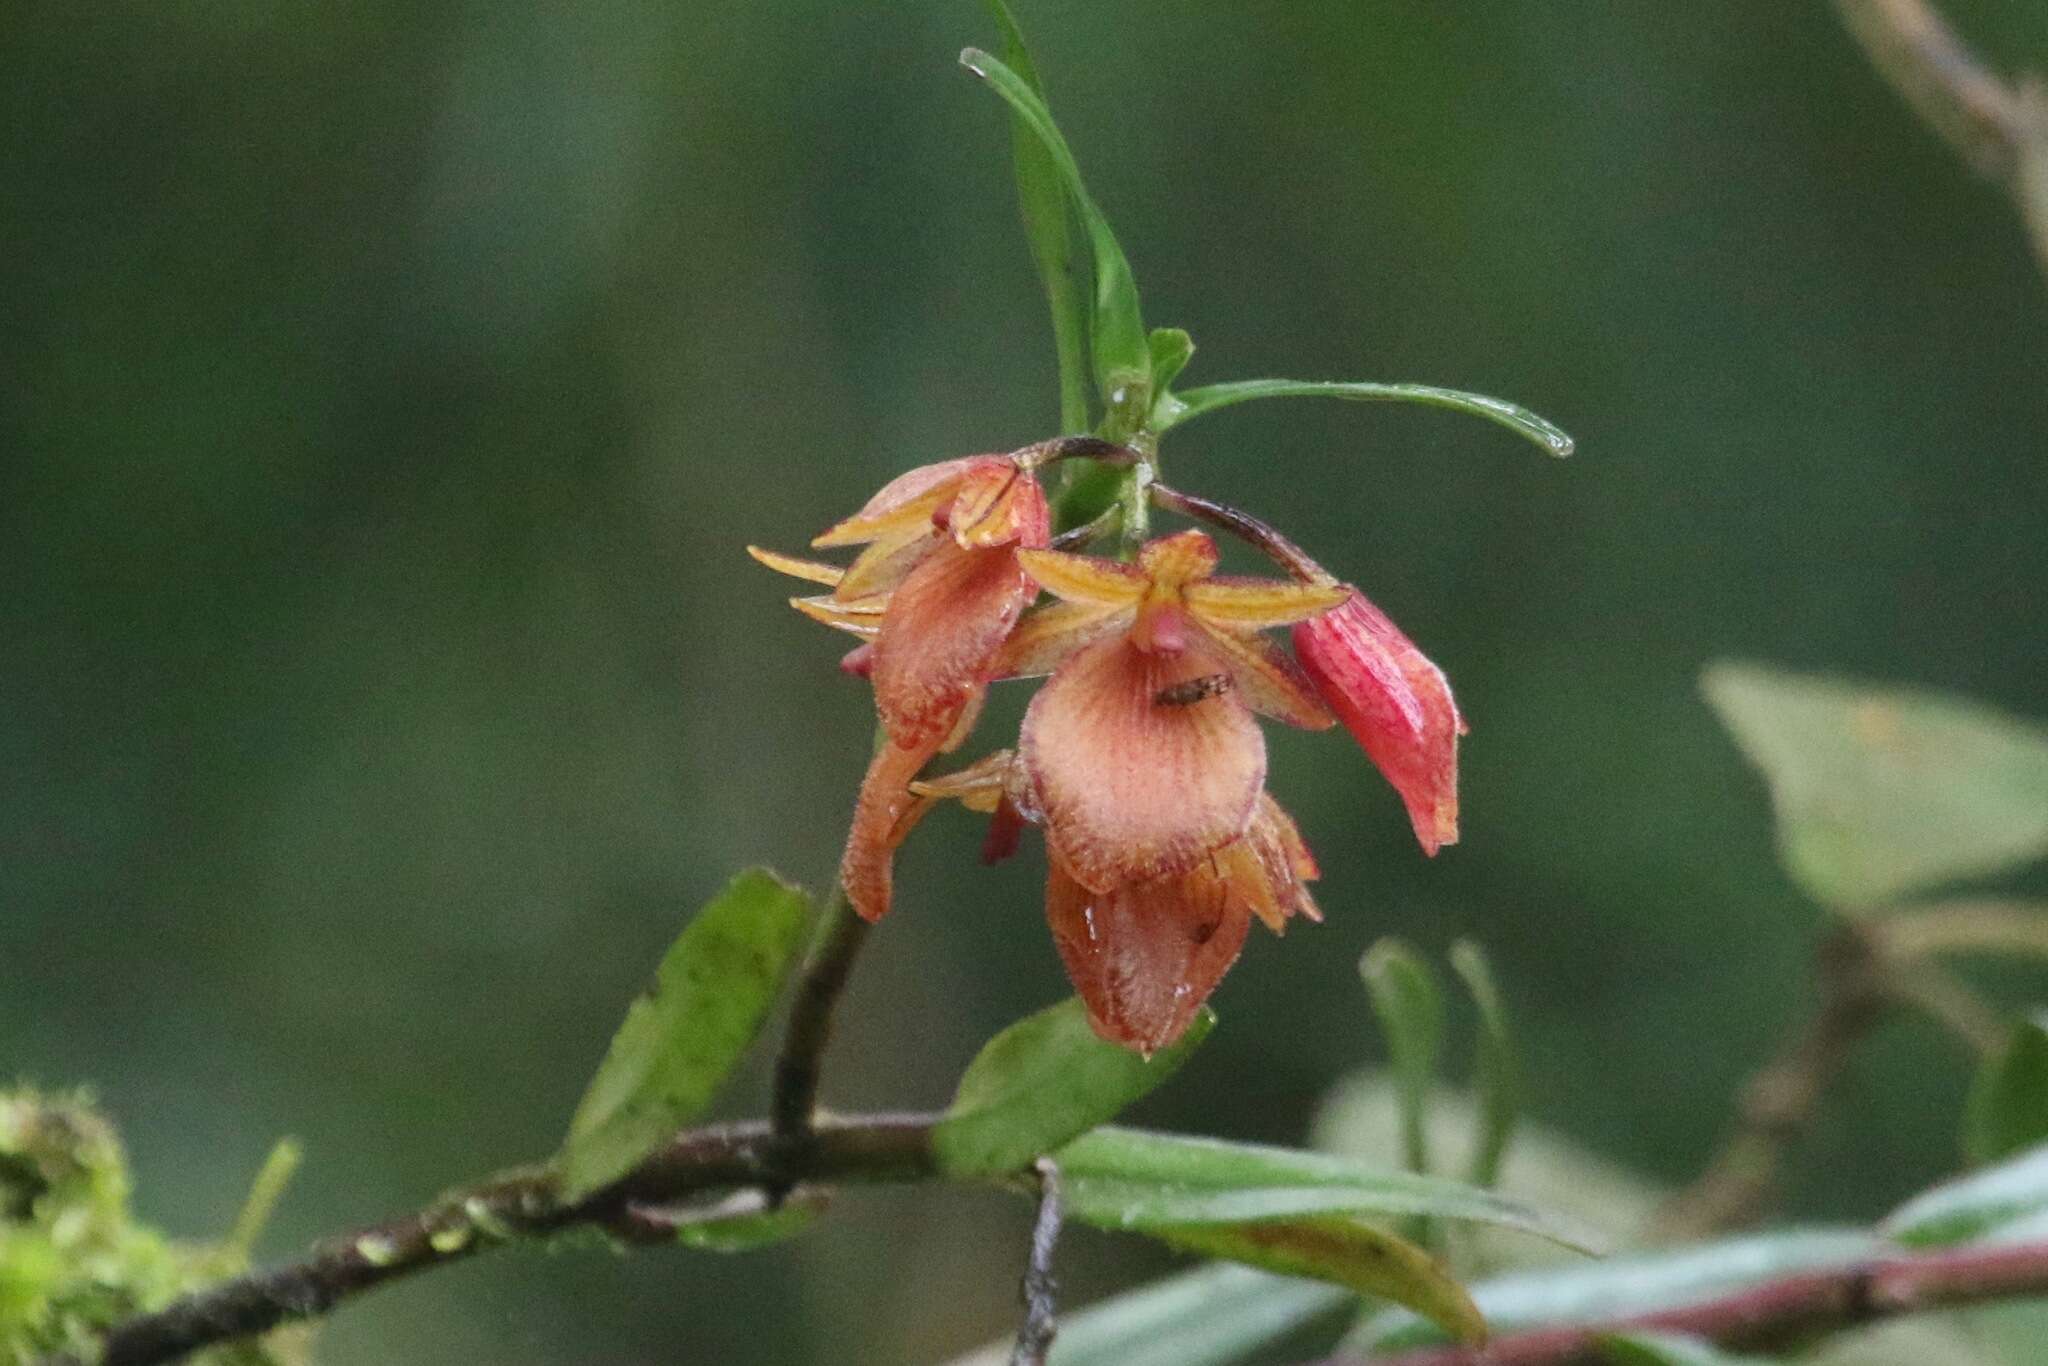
[1832,0,2048,272]
[91,1113,940,1366]
[1010,1158,1065,1366]
[1883,961,2007,1057]
[770,886,872,1153]
[1314,1233,2048,1366]
[1650,926,1887,1242]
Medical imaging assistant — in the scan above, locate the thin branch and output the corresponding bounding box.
[770,886,872,1152]
[1833,0,2048,273]
[90,1113,941,1366]
[1878,897,2048,963]
[1883,961,2007,1057]
[1319,1233,2048,1366]
[1010,1158,1065,1366]
[1649,926,1887,1242]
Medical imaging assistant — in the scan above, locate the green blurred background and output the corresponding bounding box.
[6,1,2047,1361]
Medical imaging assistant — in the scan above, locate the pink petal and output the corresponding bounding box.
[1021,636,1265,892]
[1045,857,1251,1054]
[872,541,1033,748]
[1292,587,1465,855]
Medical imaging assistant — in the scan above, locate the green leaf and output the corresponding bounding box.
[959,48,1149,401]
[982,0,1089,433]
[1966,1013,2048,1165]
[1883,1141,2048,1246]
[1053,1128,1601,1251]
[1450,941,1520,1190]
[937,1263,1350,1366]
[1147,326,1195,396]
[932,997,1212,1177]
[1048,1128,1601,1345]
[1161,1217,1484,1345]
[1312,1071,1665,1263]
[1360,1228,1879,1352]
[1601,1332,1776,1365]
[1361,939,1444,1179]
[557,869,811,1199]
[1702,663,2048,910]
[1157,378,1575,457]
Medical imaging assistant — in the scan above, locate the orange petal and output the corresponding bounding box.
[1293,587,1464,855]
[1016,548,1149,607]
[1230,793,1323,933]
[907,749,1015,813]
[812,457,980,548]
[872,542,1032,748]
[747,545,845,587]
[836,523,940,601]
[1021,636,1265,892]
[947,462,1050,550]
[1192,623,1335,730]
[790,593,887,638]
[1134,529,1222,588]
[1186,576,1350,631]
[1046,857,1251,1054]
[995,600,1135,679]
[839,732,944,922]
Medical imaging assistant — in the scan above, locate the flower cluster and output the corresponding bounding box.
[752,445,1464,1052]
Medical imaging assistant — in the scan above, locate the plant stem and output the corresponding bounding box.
[1009,1158,1065,1366]
[1650,925,1887,1241]
[1149,482,1326,581]
[1321,1234,2048,1365]
[770,885,872,1154]
[90,1114,942,1366]
[1832,0,2048,273]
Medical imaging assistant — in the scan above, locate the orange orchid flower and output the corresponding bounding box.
[750,453,1049,922]
[991,529,1345,1049]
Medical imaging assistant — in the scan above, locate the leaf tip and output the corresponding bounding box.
[959,46,992,78]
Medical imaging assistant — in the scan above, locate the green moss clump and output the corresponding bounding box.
[0,1087,310,1366]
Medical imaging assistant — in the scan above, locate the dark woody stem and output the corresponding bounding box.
[1148,482,1331,582]
[770,884,871,1157]
[91,1114,942,1366]
[1009,1158,1065,1366]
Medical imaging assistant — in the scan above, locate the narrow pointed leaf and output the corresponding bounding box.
[224,1138,302,1259]
[1884,1141,2048,1246]
[933,998,1212,1177]
[1601,1332,1776,1365]
[982,0,1089,432]
[1702,664,2048,911]
[1451,940,1521,1189]
[1160,378,1575,457]
[558,869,811,1199]
[938,1263,1349,1366]
[960,48,1149,396]
[1051,1128,1602,1252]
[1966,1013,2048,1165]
[1360,1228,1881,1352]
[1362,938,1444,1179]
